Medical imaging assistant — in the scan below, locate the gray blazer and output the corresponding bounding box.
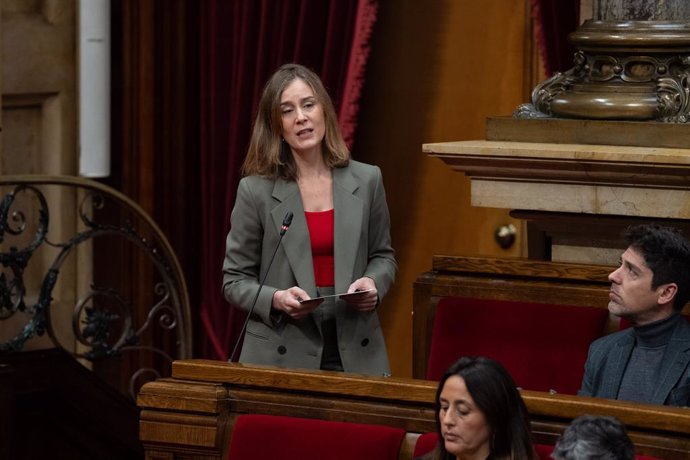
[222,160,397,375]
[578,315,690,406]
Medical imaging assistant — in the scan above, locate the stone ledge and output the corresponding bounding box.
[424,139,690,189]
[486,117,690,149]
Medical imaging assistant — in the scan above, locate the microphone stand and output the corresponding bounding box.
[229,211,293,362]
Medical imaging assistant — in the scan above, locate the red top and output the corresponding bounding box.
[304,209,335,287]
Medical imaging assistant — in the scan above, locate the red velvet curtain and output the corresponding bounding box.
[198,0,379,360]
[531,0,580,76]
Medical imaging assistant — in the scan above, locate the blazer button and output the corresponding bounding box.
[277,345,287,355]
[360,338,369,347]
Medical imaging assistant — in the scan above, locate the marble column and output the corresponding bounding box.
[593,0,690,21]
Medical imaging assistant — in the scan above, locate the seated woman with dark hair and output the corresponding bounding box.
[418,356,537,460]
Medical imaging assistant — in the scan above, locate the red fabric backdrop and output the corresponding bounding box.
[531,0,580,76]
[198,0,379,360]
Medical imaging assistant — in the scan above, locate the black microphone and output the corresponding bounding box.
[229,211,294,362]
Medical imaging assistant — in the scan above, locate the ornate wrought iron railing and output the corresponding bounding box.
[0,175,191,399]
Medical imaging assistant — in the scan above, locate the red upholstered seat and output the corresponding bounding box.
[413,431,438,457]
[226,414,405,460]
[426,297,609,394]
[535,443,554,459]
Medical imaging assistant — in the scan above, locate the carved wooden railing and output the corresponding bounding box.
[0,175,192,399]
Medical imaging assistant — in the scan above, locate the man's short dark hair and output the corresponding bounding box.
[624,223,690,311]
[551,415,634,460]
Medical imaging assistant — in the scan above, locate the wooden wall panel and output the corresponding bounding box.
[1,0,77,174]
[356,0,531,377]
[0,0,79,351]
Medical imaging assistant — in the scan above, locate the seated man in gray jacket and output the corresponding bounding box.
[579,223,690,406]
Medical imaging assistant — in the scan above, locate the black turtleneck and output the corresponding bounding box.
[617,313,683,402]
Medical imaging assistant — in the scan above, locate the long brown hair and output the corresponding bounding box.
[241,63,349,180]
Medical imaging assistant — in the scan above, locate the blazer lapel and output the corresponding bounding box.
[652,320,690,405]
[271,180,317,297]
[332,166,363,296]
[604,333,635,399]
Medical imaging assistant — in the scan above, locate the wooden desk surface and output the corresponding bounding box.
[138,361,690,460]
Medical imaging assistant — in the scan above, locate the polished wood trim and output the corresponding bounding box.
[138,379,228,413]
[172,360,436,403]
[431,254,613,282]
[138,362,690,459]
[524,390,690,435]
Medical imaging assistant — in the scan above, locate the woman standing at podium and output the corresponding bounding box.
[222,63,396,376]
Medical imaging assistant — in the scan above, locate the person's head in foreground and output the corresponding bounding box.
[551,415,635,460]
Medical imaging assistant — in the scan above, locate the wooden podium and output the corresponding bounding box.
[137,360,690,459]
